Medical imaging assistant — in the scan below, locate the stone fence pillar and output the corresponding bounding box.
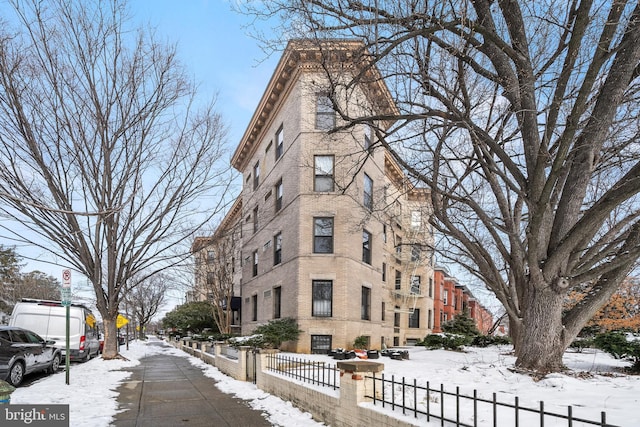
[336,361,384,407]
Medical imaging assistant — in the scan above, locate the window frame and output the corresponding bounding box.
[252,250,258,277]
[408,308,420,328]
[310,335,332,354]
[273,286,282,319]
[252,294,258,321]
[274,232,282,266]
[313,217,334,254]
[361,286,371,321]
[314,155,335,192]
[253,161,260,190]
[253,206,259,234]
[275,179,283,212]
[312,280,333,317]
[363,173,373,210]
[275,125,284,160]
[315,94,336,130]
[410,275,421,294]
[362,229,372,264]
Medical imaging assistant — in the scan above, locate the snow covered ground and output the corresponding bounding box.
[8,337,639,426]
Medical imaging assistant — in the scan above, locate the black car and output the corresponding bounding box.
[0,326,62,386]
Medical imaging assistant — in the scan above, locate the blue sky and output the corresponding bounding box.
[131,0,280,146]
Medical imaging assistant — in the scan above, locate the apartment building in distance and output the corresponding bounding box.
[190,198,243,333]
[433,266,493,334]
[193,39,435,354]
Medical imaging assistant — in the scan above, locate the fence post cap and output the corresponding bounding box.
[337,361,384,373]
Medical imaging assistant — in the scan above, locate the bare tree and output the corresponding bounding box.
[0,0,233,358]
[17,271,61,302]
[193,205,242,334]
[123,274,168,339]
[239,0,640,373]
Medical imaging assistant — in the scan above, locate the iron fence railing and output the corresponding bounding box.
[366,373,619,427]
[266,354,340,390]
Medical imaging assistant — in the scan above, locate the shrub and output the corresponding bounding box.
[470,335,512,347]
[353,335,368,349]
[252,318,303,349]
[569,337,595,353]
[442,309,480,337]
[229,334,266,349]
[422,333,470,351]
[593,331,640,372]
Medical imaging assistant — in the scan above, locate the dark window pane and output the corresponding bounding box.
[312,280,332,317]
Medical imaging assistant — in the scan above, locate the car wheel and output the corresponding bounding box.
[8,361,24,387]
[49,353,61,373]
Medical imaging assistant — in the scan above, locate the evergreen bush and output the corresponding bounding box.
[593,331,640,372]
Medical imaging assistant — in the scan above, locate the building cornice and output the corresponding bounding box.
[231,39,399,172]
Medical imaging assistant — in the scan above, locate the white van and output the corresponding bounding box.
[9,299,101,362]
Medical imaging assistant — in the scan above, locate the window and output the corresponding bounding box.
[311,335,332,354]
[252,250,258,277]
[314,155,334,192]
[443,289,448,305]
[253,161,260,190]
[411,210,421,229]
[273,286,282,319]
[274,232,282,265]
[410,275,421,294]
[362,230,372,264]
[364,132,371,150]
[253,206,259,233]
[383,224,387,243]
[313,217,333,253]
[316,94,335,130]
[382,262,386,282]
[363,173,373,210]
[394,310,400,327]
[411,245,421,262]
[275,125,284,160]
[206,271,214,285]
[381,302,386,321]
[275,179,283,212]
[428,309,433,329]
[395,236,402,258]
[361,286,371,320]
[312,280,332,317]
[395,270,402,290]
[409,309,420,328]
[429,278,433,297]
[252,294,258,321]
[207,250,215,263]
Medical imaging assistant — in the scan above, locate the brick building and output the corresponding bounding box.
[193,40,435,353]
[432,266,493,334]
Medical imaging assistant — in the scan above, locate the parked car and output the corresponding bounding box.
[9,299,100,362]
[0,326,62,386]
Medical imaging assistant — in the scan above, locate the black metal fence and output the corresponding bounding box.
[366,373,619,427]
[266,354,340,390]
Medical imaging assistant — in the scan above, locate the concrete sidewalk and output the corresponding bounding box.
[112,341,273,427]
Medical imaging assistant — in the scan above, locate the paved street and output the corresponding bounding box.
[112,341,273,427]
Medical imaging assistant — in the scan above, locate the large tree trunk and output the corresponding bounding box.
[101,317,119,359]
[514,286,568,373]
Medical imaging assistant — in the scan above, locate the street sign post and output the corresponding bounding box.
[61,269,71,385]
